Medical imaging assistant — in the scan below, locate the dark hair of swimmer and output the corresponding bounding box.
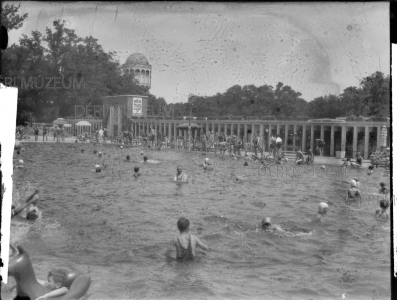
[94,150,97,154]
[26,211,39,221]
[177,218,190,232]
[48,269,68,286]
[134,167,139,172]
[75,140,78,143]
[143,156,148,161]
[380,182,385,187]
[126,155,130,161]
[380,200,390,209]
[81,149,84,153]
[17,151,20,155]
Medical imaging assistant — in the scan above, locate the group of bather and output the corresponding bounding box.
[6,129,390,300]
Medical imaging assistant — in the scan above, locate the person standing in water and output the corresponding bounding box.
[375,200,389,220]
[379,182,389,195]
[295,148,305,165]
[261,217,284,232]
[345,180,361,205]
[312,202,328,223]
[165,218,210,261]
[306,147,314,164]
[174,166,188,182]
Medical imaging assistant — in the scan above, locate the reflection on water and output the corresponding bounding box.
[4,143,390,299]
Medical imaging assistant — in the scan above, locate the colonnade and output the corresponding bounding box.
[130,120,390,159]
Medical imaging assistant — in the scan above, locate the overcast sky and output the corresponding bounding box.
[7,2,390,103]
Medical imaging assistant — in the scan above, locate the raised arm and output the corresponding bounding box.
[36,287,68,300]
[12,190,39,218]
[195,236,209,251]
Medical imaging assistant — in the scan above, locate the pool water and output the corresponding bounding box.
[3,143,391,300]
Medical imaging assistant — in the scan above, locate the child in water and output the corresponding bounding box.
[261,217,284,232]
[375,200,389,220]
[165,218,210,261]
[133,166,141,178]
[6,269,69,299]
[312,202,328,223]
[36,269,69,299]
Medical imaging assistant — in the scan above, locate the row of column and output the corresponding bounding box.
[130,121,389,158]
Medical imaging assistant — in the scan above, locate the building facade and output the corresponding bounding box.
[129,118,390,159]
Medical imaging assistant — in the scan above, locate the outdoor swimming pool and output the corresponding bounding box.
[3,143,391,300]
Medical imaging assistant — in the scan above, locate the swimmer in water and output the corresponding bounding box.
[375,200,389,220]
[11,190,39,219]
[133,166,141,178]
[345,180,361,204]
[243,160,248,166]
[95,165,101,173]
[203,158,212,169]
[6,268,69,299]
[143,156,148,163]
[261,217,284,232]
[125,155,131,162]
[165,218,210,261]
[81,149,85,156]
[295,148,304,165]
[312,202,328,223]
[174,166,188,182]
[379,182,389,195]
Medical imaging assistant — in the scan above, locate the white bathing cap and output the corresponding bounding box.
[19,160,24,164]
[205,158,209,162]
[318,202,328,212]
[350,179,356,187]
[120,146,123,149]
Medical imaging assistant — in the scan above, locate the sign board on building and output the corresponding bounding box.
[132,97,143,116]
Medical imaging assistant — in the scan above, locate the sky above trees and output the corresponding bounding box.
[7,2,390,104]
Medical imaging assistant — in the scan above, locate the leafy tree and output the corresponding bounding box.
[1,4,28,31]
[359,71,390,116]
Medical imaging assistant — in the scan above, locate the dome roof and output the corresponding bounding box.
[125,53,149,66]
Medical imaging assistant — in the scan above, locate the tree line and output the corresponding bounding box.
[1,4,390,124]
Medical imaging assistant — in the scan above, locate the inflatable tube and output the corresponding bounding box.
[8,245,91,300]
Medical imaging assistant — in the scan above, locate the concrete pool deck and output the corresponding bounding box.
[18,135,373,167]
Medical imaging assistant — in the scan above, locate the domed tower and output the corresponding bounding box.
[121,53,152,92]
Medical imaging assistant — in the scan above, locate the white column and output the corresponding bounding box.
[310,125,314,151]
[293,124,297,149]
[320,125,324,141]
[268,124,272,150]
[330,125,335,157]
[169,122,172,138]
[302,125,306,152]
[276,124,280,136]
[244,124,247,145]
[364,126,369,159]
[237,124,241,139]
[109,106,114,137]
[341,125,346,154]
[118,106,122,136]
[224,123,227,135]
[218,123,221,134]
[250,124,254,143]
[353,126,358,156]
[377,126,381,149]
[174,122,177,138]
[284,124,289,150]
